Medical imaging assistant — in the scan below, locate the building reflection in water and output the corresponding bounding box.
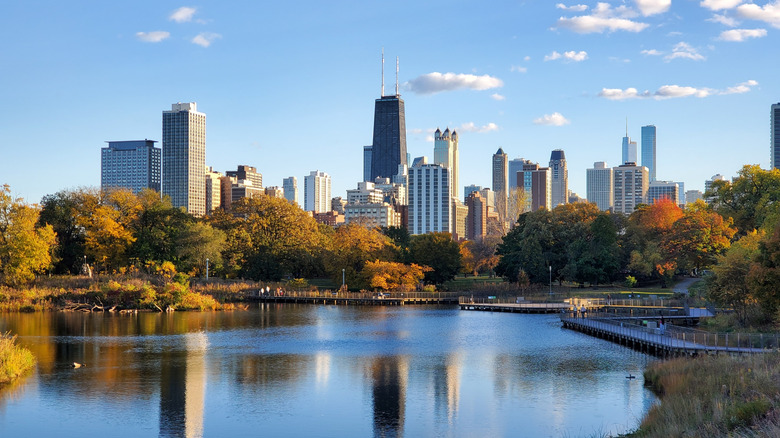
[159,332,208,438]
[433,352,462,424]
[370,356,408,438]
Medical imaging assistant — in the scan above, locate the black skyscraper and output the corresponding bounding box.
[370,95,407,180]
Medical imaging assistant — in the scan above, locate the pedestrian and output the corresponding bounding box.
[580,304,586,318]
[660,315,665,333]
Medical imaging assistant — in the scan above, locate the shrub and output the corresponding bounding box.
[624,275,637,288]
[0,332,36,384]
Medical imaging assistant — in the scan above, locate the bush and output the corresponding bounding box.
[624,275,637,288]
[0,332,36,384]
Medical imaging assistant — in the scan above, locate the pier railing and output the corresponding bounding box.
[257,290,461,300]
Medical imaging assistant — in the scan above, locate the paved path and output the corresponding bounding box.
[673,276,701,295]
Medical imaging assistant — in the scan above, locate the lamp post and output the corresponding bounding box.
[206,258,210,280]
[549,265,552,296]
[342,268,345,292]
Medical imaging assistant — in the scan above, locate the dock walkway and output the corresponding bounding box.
[252,291,459,306]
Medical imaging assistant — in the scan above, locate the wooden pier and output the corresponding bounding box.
[459,298,570,314]
[252,291,459,306]
[561,315,778,356]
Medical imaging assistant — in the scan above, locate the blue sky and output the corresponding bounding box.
[2,0,778,204]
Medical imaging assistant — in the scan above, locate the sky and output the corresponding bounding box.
[2,0,779,204]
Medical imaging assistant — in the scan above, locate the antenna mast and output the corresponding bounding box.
[381,48,385,97]
[395,56,399,96]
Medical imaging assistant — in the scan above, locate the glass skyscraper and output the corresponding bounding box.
[772,103,780,169]
[641,125,657,182]
[162,102,206,216]
[370,95,407,181]
[549,149,568,208]
[101,140,160,193]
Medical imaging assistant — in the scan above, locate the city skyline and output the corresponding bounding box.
[1,1,777,203]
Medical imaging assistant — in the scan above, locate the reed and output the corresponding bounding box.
[0,332,36,385]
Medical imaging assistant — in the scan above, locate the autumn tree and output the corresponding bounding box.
[362,260,429,291]
[175,221,226,276]
[408,232,462,285]
[128,189,193,268]
[38,189,90,274]
[706,230,763,324]
[747,225,780,316]
[562,213,621,286]
[323,224,398,289]
[707,165,780,234]
[625,199,684,285]
[666,201,736,274]
[0,185,57,286]
[78,189,138,272]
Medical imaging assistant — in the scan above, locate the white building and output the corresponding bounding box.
[162,102,206,216]
[344,203,401,228]
[433,128,459,200]
[613,163,649,214]
[205,166,222,214]
[408,161,452,235]
[586,162,614,211]
[304,170,331,213]
[283,176,298,205]
[346,181,384,204]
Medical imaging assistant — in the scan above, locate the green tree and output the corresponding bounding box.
[38,189,90,274]
[129,189,193,268]
[408,232,462,285]
[0,185,57,286]
[78,189,138,272]
[563,213,620,286]
[495,209,554,284]
[706,230,763,324]
[747,225,780,316]
[175,221,226,276]
[707,165,780,234]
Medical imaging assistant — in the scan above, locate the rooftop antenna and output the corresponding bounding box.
[625,117,628,137]
[395,56,399,96]
[381,48,385,97]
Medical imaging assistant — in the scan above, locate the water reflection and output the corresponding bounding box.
[369,356,408,438]
[159,332,207,438]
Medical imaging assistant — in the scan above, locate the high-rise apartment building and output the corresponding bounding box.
[641,125,657,182]
[772,103,780,169]
[304,170,331,213]
[587,162,614,212]
[283,176,298,205]
[265,186,284,199]
[508,158,525,191]
[466,191,488,241]
[346,181,384,204]
[549,149,568,208]
[101,140,161,194]
[517,161,552,212]
[433,128,459,200]
[686,190,703,204]
[613,163,649,214]
[408,162,452,235]
[648,181,679,205]
[205,166,222,214]
[226,165,262,188]
[162,102,206,216]
[492,148,508,222]
[369,56,407,180]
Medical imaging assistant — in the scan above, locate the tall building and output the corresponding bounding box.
[369,55,407,181]
[283,176,298,205]
[363,145,373,182]
[621,124,637,165]
[226,165,262,188]
[648,181,680,205]
[304,170,331,213]
[641,125,657,182]
[408,162,452,235]
[433,128,459,200]
[162,102,206,216]
[265,186,284,198]
[517,161,552,212]
[549,149,568,208]
[464,184,482,200]
[101,140,160,193]
[772,103,780,169]
[466,191,488,241]
[587,162,614,211]
[346,181,384,204]
[492,148,508,222]
[204,166,222,214]
[508,158,525,190]
[686,190,703,204]
[613,163,649,214]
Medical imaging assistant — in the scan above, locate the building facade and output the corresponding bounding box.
[508,158,525,191]
[408,163,452,235]
[517,161,552,212]
[205,166,222,214]
[586,161,614,211]
[433,128,459,200]
[641,125,657,182]
[648,181,680,205]
[226,165,262,188]
[162,102,206,216]
[492,148,508,222]
[283,176,298,205]
[344,203,401,228]
[773,103,780,169]
[465,191,488,241]
[613,163,649,214]
[370,95,407,180]
[549,149,568,208]
[363,145,373,182]
[622,133,637,165]
[101,140,161,194]
[304,170,331,213]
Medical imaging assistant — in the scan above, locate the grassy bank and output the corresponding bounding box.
[0,333,36,384]
[629,354,780,437]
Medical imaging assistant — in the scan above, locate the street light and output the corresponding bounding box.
[549,265,552,296]
[206,258,210,280]
[342,268,345,292]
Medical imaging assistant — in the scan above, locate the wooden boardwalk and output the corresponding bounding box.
[561,316,776,356]
[459,300,570,314]
[252,291,459,306]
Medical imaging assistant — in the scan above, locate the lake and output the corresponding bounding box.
[0,304,656,437]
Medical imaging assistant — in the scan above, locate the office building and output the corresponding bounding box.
[347,181,384,204]
[363,145,373,182]
[466,191,488,241]
[648,181,680,205]
[773,103,780,169]
[587,162,613,211]
[408,162,452,235]
[369,56,407,180]
[452,201,467,241]
[641,125,657,182]
[686,190,703,204]
[162,102,206,216]
[205,166,222,214]
[549,149,568,208]
[464,184,482,200]
[508,158,525,191]
[492,148,508,222]
[265,186,284,199]
[621,126,637,165]
[101,140,161,194]
[226,165,262,189]
[283,176,298,205]
[517,161,552,212]
[344,203,401,228]
[613,163,649,214]
[675,182,685,206]
[304,170,331,213]
[433,128,459,200]
[332,197,347,214]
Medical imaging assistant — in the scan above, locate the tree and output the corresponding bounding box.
[666,201,736,274]
[408,232,462,285]
[38,189,90,274]
[175,222,226,276]
[362,261,429,291]
[495,209,554,284]
[707,165,780,234]
[747,225,780,316]
[624,199,684,285]
[563,213,620,286]
[707,230,763,324]
[129,190,193,268]
[0,185,57,286]
[323,224,398,289]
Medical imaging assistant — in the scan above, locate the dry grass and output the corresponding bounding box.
[0,332,36,384]
[629,353,780,437]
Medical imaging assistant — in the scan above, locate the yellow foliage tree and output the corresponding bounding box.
[362,260,429,291]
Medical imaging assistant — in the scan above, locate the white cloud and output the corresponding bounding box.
[598,79,757,100]
[701,0,743,11]
[737,2,780,28]
[708,13,739,26]
[170,6,197,23]
[404,72,503,95]
[533,112,571,126]
[544,50,588,62]
[192,32,221,47]
[524,56,531,61]
[718,28,767,41]
[458,122,499,133]
[491,93,506,101]
[511,65,528,73]
[135,31,170,43]
[556,3,588,12]
[664,42,705,61]
[641,49,663,55]
[636,0,671,16]
[557,3,649,33]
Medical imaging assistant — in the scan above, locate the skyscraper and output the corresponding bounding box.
[648,181,680,205]
[226,165,262,188]
[465,191,488,241]
[433,128,459,200]
[408,162,452,235]
[641,125,657,182]
[613,163,649,214]
[517,161,552,212]
[205,166,222,214]
[101,140,160,194]
[586,162,614,212]
[369,55,407,180]
[622,136,637,165]
[283,176,298,205]
[162,102,206,216]
[508,158,525,191]
[549,149,568,208]
[304,170,331,213]
[492,148,508,223]
[772,103,780,169]
[363,145,373,182]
